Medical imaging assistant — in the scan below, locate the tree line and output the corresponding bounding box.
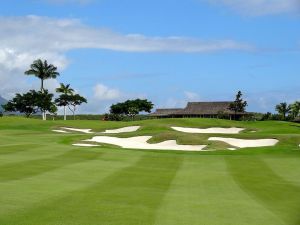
[227,91,299,121]
[260,101,300,121]
[2,59,87,120]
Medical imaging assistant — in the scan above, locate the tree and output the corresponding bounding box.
[25,59,59,119]
[55,94,70,120]
[110,99,153,120]
[25,59,60,92]
[49,104,58,120]
[56,83,74,120]
[67,94,87,120]
[127,99,153,113]
[3,90,39,118]
[229,91,248,120]
[35,90,54,120]
[56,83,74,95]
[127,106,139,120]
[3,90,54,120]
[290,101,300,119]
[55,93,87,120]
[275,102,291,120]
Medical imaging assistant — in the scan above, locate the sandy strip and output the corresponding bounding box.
[52,130,70,133]
[171,127,244,134]
[101,126,140,134]
[227,148,237,150]
[61,127,94,134]
[73,143,100,147]
[209,137,278,148]
[85,136,206,151]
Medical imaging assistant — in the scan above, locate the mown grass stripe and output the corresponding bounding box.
[226,156,300,225]
[0,144,41,155]
[0,154,183,225]
[0,150,140,218]
[0,150,102,182]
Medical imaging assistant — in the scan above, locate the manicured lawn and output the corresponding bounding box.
[0,117,300,225]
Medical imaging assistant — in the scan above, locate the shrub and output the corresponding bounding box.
[261,112,272,121]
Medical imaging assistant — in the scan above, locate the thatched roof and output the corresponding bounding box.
[151,101,248,116]
[175,102,234,115]
[151,108,183,116]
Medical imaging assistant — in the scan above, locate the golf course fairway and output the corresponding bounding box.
[0,117,300,225]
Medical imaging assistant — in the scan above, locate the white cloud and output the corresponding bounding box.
[93,84,121,101]
[246,89,300,112]
[0,15,253,100]
[156,91,202,109]
[0,47,68,99]
[184,91,201,101]
[0,15,253,54]
[206,0,300,16]
[162,98,186,109]
[76,83,146,114]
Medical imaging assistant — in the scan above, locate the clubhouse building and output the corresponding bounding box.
[151,101,250,120]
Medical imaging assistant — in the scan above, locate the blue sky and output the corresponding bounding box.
[0,0,299,113]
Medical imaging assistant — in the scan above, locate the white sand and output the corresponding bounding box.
[209,137,278,148]
[227,148,237,150]
[171,126,244,134]
[52,130,70,133]
[101,126,140,134]
[73,143,100,147]
[85,136,206,151]
[61,127,94,134]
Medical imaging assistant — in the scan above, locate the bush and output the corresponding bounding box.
[217,111,228,119]
[259,112,292,121]
[261,112,272,121]
[241,114,256,121]
[107,113,125,121]
[0,111,3,117]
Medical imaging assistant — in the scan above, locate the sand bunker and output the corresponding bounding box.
[171,127,244,134]
[73,143,100,147]
[208,137,278,148]
[61,127,94,134]
[85,136,206,151]
[52,130,70,133]
[227,148,237,150]
[101,126,140,134]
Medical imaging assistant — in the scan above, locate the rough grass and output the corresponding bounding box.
[0,117,300,225]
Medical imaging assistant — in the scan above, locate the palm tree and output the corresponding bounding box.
[275,102,291,120]
[56,83,74,120]
[56,83,74,95]
[25,59,60,92]
[25,59,59,120]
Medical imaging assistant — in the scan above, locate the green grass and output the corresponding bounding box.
[0,117,300,225]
